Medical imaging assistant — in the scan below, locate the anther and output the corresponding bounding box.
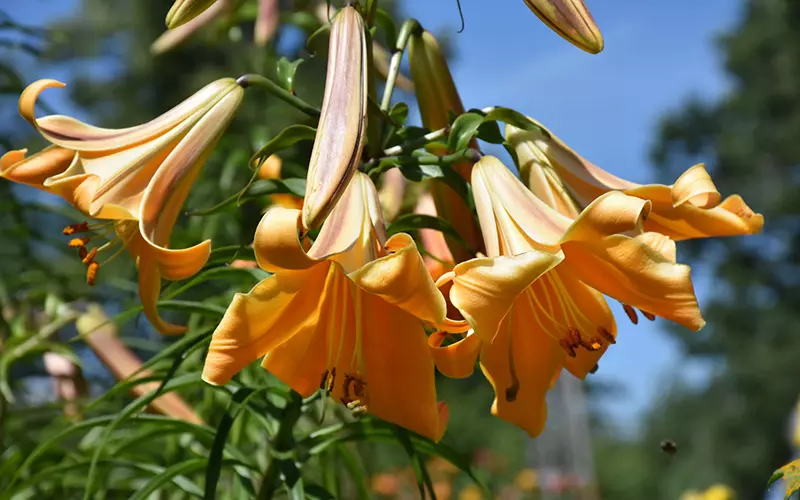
[641,310,656,321]
[79,247,88,260]
[505,384,519,402]
[81,248,98,265]
[86,261,100,286]
[346,400,368,418]
[567,327,582,347]
[326,367,337,393]
[63,222,90,235]
[558,339,577,358]
[598,327,616,344]
[589,363,599,374]
[319,369,330,391]
[622,304,639,325]
[69,237,90,248]
[588,338,603,351]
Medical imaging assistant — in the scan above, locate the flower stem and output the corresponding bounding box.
[380,19,420,111]
[382,126,448,156]
[236,74,320,118]
[256,391,304,499]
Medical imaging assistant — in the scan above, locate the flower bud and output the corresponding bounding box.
[408,30,483,263]
[522,0,604,54]
[302,6,367,230]
[166,0,219,29]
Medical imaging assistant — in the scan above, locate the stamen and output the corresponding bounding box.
[78,247,88,260]
[587,337,603,351]
[319,369,330,391]
[559,338,577,358]
[69,237,90,248]
[598,327,616,344]
[346,400,368,418]
[86,262,100,286]
[327,367,336,394]
[63,222,90,235]
[567,327,582,347]
[81,248,98,265]
[622,304,639,325]
[641,310,656,321]
[589,363,599,374]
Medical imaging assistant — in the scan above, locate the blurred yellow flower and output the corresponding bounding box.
[203,173,451,441]
[431,156,704,436]
[514,468,540,491]
[1,78,243,334]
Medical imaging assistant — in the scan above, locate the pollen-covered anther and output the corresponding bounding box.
[342,373,367,404]
[505,383,519,403]
[86,261,100,286]
[78,246,88,260]
[68,237,91,248]
[559,338,577,358]
[346,399,368,418]
[566,327,582,348]
[63,222,90,235]
[598,327,616,344]
[326,367,337,394]
[641,310,656,321]
[319,369,330,391]
[622,304,639,325]
[81,247,98,265]
[587,337,603,352]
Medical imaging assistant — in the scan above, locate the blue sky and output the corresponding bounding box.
[5,0,743,428]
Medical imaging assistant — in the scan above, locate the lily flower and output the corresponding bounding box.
[203,172,454,441]
[166,0,219,29]
[303,5,367,230]
[408,29,484,264]
[0,78,244,334]
[522,0,604,54]
[430,156,704,436]
[506,122,764,241]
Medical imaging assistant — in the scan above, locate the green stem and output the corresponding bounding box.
[255,391,304,500]
[380,19,420,111]
[236,74,320,118]
[365,0,379,26]
[383,126,448,156]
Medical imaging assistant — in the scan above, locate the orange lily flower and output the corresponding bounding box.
[202,173,452,441]
[506,122,764,241]
[431,156,704,436]
[0,78,243,334]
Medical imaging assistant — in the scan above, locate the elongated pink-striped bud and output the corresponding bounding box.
[302,6,367,230]
[523,0,604,54]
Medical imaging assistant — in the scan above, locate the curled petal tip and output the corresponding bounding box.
[523,0,604,54]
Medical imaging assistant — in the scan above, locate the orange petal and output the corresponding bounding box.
[203,263,332,385]
[428,331,481,379]
[0,147,75,190]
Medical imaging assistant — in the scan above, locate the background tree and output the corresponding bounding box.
[596,1,800,498]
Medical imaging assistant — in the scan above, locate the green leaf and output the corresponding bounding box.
[387,213,474,254]
[276,57,305,93]
[205,387,269,500]
[250,124,317,168]
[373,9,397,47]
[447,112,484,152]
[394,427,436,500]
[770,458,800,499]
[128,458,209,500]
[483,106,541,132]
[336,446,370,500]
[388,102,409,127]
[398,162,472,207]
[157,300,227,317]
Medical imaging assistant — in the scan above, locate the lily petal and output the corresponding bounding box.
[480,300,564,438]
[203,263,333,385]
[522,0,604,54]
[449,252,563,343]
[0,146,74,190]
[428,331,481,379]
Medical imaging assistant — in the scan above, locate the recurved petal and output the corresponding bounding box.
[449,251,564,343]
[481,302,564,438]
[350,233,447,326]
[138,253,189,336]
[302,6,367,230]
[428,331,481,379]
[21,78,237,152]
[0,147,75,190]
[138,85,243,281]
[671,164,721,209]
[361,294,448,442]
[203,263,332,385]
[522,0,604,54]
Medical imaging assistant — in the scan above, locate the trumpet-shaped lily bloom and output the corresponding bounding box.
[203,172,453,441]
[522,0,604,54]
[430,156,704,437]
[506,122,764,241]
[0,78,244,334]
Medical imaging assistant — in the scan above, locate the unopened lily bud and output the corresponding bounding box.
[254,0,279,46]
[152,0,231,54]
[408,30,483,263]
[302,6,367,230]
[166,0,219,29]
[523,0,604,54]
